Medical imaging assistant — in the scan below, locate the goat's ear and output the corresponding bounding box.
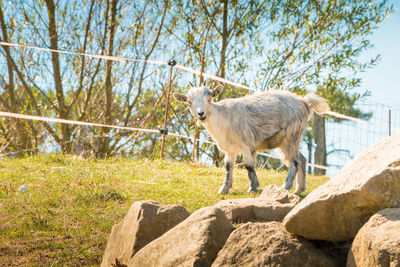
[173,93,190,103]
[210,84,224,98]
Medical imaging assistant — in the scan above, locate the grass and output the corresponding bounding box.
[0,154,329,266]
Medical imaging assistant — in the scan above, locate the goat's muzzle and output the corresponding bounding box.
[198,111,206,121]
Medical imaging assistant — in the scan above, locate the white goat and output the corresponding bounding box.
[174,86,329,194]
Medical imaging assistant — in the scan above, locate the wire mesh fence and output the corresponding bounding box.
[323,100,400,177]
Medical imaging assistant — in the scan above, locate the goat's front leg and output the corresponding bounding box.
[243,149,259,193]
[218,153,235,194]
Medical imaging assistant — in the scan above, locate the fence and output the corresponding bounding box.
[1,41,398,177]
[320,101,400,177]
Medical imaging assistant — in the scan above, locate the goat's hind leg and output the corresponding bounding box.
[218,153,235,194]
[280,135,303,192]
[283,152,306,193]
[285,160,297,191]
[243,149,259,193]
[294,152,306,194]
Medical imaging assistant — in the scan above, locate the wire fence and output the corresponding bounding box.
[4,100,392,177]
[322,100,400,177]
[1,41,398,177]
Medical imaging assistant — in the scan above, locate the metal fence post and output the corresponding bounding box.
[160,59,176,159]
[389,109,392,136]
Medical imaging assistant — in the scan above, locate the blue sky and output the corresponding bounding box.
[356,0,400,104]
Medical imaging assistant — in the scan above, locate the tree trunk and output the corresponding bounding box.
[218,0,228,78]
[45,0,71,153]
[99,0,118,157]
[313,115,327,175]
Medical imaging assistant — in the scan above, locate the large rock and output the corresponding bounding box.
[347,208,400,267]
[101,200,190,267]
[215,198,294,224]
[128,207,233,267]
[212,222,339,267]
[214,184,299,224]
[260,184,301,205]
[284,134,400,241]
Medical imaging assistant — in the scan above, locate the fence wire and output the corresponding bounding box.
[1,41,398,176]
[323,101,400,176]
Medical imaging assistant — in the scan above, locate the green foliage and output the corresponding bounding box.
[0,0,392,161]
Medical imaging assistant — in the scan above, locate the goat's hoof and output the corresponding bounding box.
[282,184,293,191]
[247,187,258,193]
[294,188,305,194]
[218,186,230,195]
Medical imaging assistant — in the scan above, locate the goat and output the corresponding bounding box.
[174,86,329,194]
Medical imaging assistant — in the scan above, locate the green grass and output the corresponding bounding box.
[0,155,329,266]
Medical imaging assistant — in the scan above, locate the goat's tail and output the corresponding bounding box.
[303,93,330,115]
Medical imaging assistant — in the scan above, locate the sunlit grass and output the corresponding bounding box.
[0,154,329,266]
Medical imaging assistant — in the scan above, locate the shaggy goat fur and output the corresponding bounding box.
[174,86,330,194]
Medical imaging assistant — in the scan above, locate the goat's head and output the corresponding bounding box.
[173,85,224,122]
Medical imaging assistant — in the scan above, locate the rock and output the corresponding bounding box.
[214,184,299,224]
[307,240,353,266]
[309,240,352,267]
[101,200,190,267]
[347,208,400,267]
[284,133,400,241]
[18,185,28,192]
[260,184,301,205]
[215,198,294,224]
[128,207,233,267]
[212,222,339,267]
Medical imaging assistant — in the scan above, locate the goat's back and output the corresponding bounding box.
[214,90,310,144]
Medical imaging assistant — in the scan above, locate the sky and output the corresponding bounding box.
[356,0,400,104]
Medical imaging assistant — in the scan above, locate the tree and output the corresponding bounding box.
[0,0,392,166]
[0,0,172,157]
[44,0,73,153]
[98,0,118,157]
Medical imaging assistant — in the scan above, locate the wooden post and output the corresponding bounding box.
[160,59,176,159]
[192,123,198,162]
[389,109,392,136]
[192,58,205,162]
